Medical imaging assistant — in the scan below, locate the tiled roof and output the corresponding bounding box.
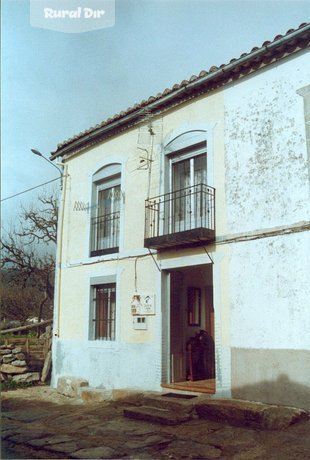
[51,23,310,159]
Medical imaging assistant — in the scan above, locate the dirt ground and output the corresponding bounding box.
[1,386,310,459]
[2,385,84,405]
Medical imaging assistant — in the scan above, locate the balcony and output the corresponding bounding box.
[90,211,120,256]
[144,184,215,250]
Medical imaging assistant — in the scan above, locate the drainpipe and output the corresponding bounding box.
[53,161,68,338]
[297,85,310,190]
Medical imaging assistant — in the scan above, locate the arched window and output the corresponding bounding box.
[90,163,121,256]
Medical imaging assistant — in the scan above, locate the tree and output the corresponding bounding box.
[0,282,43,326]
[17,193,58,245]
[0,191,58,326]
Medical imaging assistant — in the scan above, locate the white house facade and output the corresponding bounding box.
[51,24,310,410]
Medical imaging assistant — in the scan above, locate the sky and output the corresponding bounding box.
[1,0,310,226]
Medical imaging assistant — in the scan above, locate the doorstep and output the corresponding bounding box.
[161,379,215,394]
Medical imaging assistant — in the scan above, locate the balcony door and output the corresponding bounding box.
[170,149,207,232]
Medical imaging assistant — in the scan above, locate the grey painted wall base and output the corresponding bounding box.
[52,339,162,392]
[231,348,310,410]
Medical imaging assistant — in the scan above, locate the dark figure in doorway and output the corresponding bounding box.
[186,330,215,381]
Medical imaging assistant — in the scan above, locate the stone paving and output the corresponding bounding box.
[1,386,310,459]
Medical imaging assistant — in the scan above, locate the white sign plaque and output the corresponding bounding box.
[131,294,155,315]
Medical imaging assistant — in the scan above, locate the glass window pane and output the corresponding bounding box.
[92,179,121,253]
[194,154,207,185]
[172,159,191,190]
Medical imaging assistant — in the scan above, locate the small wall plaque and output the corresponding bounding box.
[131,294,155,315]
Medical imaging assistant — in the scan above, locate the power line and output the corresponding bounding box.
[1,177,61,202]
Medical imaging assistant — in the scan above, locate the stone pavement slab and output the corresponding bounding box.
[6,432,53,444]
[27,435,75,447]
[41,442,80,454]
[124,405,192,425]
[1,386,310,459]
[70,446,120,459]
[123,434,172,449]
[161,439,222,459]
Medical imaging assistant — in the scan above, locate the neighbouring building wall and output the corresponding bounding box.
[224,50,310,409]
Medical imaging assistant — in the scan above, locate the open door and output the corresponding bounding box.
[165,264,215,393]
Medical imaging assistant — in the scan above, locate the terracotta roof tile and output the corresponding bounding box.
[209,65,219,73]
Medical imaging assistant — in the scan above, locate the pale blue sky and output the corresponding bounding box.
[1,0,309,223]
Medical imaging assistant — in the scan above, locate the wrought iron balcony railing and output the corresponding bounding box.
[144,184,215,249]
[90,211,120,256]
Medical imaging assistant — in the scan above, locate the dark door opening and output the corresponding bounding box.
[166,264,215,393]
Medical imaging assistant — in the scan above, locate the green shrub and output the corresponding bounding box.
[0,378,18,391]
[0,378,37,391]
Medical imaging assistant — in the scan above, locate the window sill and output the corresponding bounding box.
[90,247,119,257]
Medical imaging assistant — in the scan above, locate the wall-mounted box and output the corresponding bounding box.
[133,316,147,330]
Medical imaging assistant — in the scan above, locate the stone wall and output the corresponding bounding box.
[0,326,53,384]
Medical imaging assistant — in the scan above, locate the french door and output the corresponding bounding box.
[170,152,207,232]
[97,181,121,251]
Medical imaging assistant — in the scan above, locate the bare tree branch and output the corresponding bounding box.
[16,192,58,245]
[0,191,57,323]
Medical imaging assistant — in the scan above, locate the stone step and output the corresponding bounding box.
[123,405,192,425]
[79,388,112,403]
[195,399,309,430]
[80,388,144,404]
[137,392,203,414]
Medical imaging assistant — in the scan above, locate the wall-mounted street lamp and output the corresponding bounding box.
[31,148,67,340]
[31,148,64,187]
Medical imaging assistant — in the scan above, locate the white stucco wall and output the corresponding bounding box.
[52,49,309,405]
[222,51,310,352]
[224,51,309,234]
[52,88,229,390]
[223,50,310,408]
[53,340,162,390]
[229,231,310,350]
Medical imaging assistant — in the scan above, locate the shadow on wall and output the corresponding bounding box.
[232,374,310,411]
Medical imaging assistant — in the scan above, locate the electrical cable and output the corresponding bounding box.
[134,257,138,292]
[1,177,60,202]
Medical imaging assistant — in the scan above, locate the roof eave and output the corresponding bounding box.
[51,23,310,160]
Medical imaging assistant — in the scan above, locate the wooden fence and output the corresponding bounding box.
[0,319,53,335]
